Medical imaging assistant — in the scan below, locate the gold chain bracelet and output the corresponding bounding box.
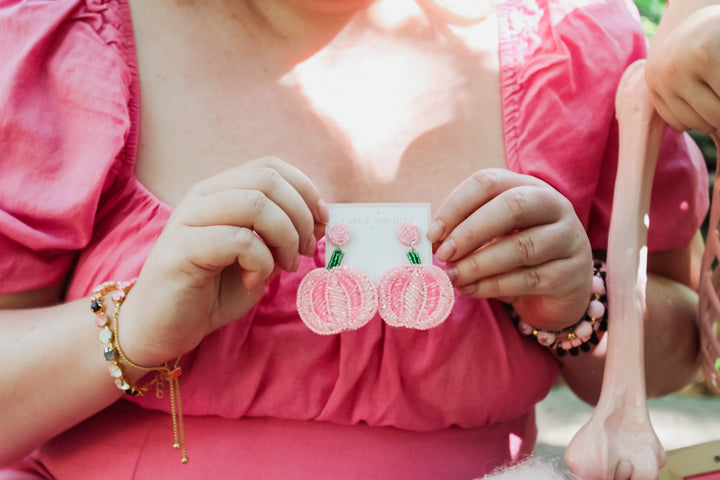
[90,279,188,463]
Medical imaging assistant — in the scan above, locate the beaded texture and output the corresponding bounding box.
[297,223,378,334]
[378,222,455,329]
[90,279,142,395]
[326,223,352,247]
[396,221,422,246]
[378,263,455,329]
[297,265,378,334]
[516,260,608,356]
[89,279,189,464]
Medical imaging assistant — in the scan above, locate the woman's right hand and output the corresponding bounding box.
[118,157,328,367]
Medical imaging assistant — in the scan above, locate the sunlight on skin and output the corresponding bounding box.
[284,1,498,183]
[288,47,459,181]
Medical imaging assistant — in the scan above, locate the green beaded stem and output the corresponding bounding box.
[327,248,345,269]
[407,250,421,265]
[715,357,720,372]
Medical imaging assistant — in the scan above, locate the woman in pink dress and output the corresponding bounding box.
[0,0,709,478]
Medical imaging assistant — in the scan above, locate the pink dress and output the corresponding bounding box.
[0,0,708,478]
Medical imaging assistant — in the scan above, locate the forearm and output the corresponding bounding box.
[642,273,700,395]
[0,298,143,466]
[559,272,700,405]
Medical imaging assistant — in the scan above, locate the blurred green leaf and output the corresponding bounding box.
[634,0,666,23]
[634,0,665,38]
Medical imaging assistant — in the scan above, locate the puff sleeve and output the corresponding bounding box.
[0,0,134,293]
[499,0,709,251]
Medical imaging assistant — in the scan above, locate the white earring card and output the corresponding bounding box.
[326,203,433,283]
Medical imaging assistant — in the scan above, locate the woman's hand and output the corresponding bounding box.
[428,169,593,330]
[118,157,328,367]
[646,2,720,134]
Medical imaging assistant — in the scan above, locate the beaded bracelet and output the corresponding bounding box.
[516,260,608,356]
[89,280,188,464]
[90,280,144,395]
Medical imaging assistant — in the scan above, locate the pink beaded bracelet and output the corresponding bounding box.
[516,260,608,356]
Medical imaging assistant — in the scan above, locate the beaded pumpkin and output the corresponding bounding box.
[297,223,378,335]
[377,222,454,329]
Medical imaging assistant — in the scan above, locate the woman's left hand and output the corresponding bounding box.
[428,168,593,330]
[646,3,720,134]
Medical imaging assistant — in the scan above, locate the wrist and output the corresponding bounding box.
[115,288,174,370]
[513,260,608,356]
[89,279,188,463]
[512,296,590,332]
[90,280,147,395]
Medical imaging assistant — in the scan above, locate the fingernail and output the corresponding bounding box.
[317,199,329,224]
[435,238,456,262]
[459,283,477,296]
[427,220,445,243]
[444,267,458,284]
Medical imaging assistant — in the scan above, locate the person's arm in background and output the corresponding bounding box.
[646,0,720,133]
[559,236,704,405]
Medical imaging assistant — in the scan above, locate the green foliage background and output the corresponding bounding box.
[635,0,666,38]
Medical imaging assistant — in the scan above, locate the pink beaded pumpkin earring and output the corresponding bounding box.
[297,223,378,335]
[377,221,455,329]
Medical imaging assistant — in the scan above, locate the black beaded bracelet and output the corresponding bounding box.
[515,260,608,356]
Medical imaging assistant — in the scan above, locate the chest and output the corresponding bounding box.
[130,2,507,209]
